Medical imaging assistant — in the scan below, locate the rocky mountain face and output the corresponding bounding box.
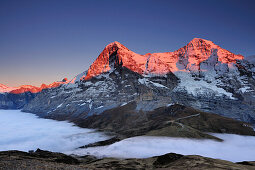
[23,66,178,118]
[23,38,255,124]
[0,79,69,109]
[0,92,37,109]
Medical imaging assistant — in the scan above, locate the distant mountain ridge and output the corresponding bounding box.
[0,79,70,109]
[0,83,17,93]
[0,78,69,94]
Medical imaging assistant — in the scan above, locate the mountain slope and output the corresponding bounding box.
[23,66,178,117]
[75,102,255,140]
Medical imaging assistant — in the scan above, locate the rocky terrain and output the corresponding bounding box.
[1,149,255,170]
[0,92,37,109]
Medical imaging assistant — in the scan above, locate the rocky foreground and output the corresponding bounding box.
[0,149,255,170]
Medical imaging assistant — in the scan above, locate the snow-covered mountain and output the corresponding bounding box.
[82,38,243,79]
[23,38,255,123]
[76,38,252,99]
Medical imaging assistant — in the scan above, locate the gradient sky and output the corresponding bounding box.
[0,0,255,86]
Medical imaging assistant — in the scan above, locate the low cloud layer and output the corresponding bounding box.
[69,134,255,162]
[1,110,255,162]
[0,110,108,152]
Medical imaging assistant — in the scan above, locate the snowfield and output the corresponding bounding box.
[173,71,235,99]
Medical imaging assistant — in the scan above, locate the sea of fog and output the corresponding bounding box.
[0,110,109,152]
[1,110,255,162]
[68,133,255,162]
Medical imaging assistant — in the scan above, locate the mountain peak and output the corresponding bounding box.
[82,41,136,80]
[105,41,129,51]
[187,38,218,48]
[0,83,14,93]
[106,41,122,47]
[0,83,8,89]
[190,37,213,43]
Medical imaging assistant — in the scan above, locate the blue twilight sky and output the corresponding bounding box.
[0,0,254,86]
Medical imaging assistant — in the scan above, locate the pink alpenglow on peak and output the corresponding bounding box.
[82,38,244,80]
[0,84,18,93]
[0,78,71,94]
[83,41,147,80]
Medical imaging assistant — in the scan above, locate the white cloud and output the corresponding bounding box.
[69,134,255,162]
[0,110,109,152]
[2,109,255,163]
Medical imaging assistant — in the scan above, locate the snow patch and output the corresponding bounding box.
[56,103,63,108]
[138,78,167,89]
[174,72,235,99]
[167,103,174,107]
[239,86,252,93]
[95,106,103,109]
[121,102,128,106]
[50,96,56,99]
